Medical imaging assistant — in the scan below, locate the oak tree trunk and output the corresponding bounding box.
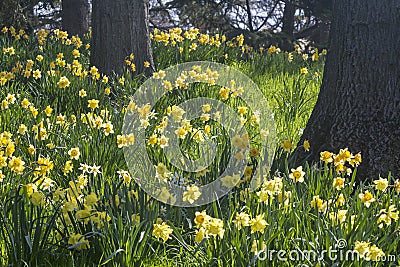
[62,0,89,36]
[293,0,400,180]
[281,0,295,50]
[90,0,154,76]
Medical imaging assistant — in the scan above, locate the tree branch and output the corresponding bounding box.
[254,0,280,31]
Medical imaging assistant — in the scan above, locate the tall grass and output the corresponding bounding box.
[0,27,398,267]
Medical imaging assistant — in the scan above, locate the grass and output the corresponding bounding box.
[0,26,399,267]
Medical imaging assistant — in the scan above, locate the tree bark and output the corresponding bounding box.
[62,0,89,36]
[245,0,254,32]
[90,0,154,76]
[281,0,295,50]
[292,0,400,180]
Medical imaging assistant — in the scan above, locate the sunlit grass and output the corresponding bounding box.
[0,26,398,267]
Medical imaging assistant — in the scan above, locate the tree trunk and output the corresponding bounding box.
[292,0,400,180]
[90,0,154,76]
[62,0,89,36]
[245,0,254,32]
[281,0,295,50]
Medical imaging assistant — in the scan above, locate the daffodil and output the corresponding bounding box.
[85,192,98,207]
[152,222,173,242]
[289,166,305,183]
[282,140,292,152]
[377,205,398,228]
[195,227,207,243]
[91,164,101,176]
[320,151,333,163]
[300,67,308,74]
[358,191,375,207]
[194,210,210,227]
[155,162,171,181]
[303,140,310,151]
[88,99,99,110]
[232,212,250,230]
[169,105,185,122]
[249,214,268,233]
[310,195,327,212]
[373,177,388,191]
[117,170,132,184]
[68,234,90,250]
[68,147,80,160]
[251,240,266,255]
[329,210,347,225]
[31,191,45,206]
[354,241,370,258]
[33,69,41,79]
[335,193,346,207]
[57,76,70,88]
[183,185,201,204]
[205,217,224,238]
[221,174,240,188]
[367,245,385,261]
[79,89,87,97]
[332,177,345,190]
[76,209,91,223]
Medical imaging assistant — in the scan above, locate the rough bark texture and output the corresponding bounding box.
[281,0,295,50]
[292,0,400,180]
[282,1,295,35]
[91,0,154,76]
[62,0,89,36]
